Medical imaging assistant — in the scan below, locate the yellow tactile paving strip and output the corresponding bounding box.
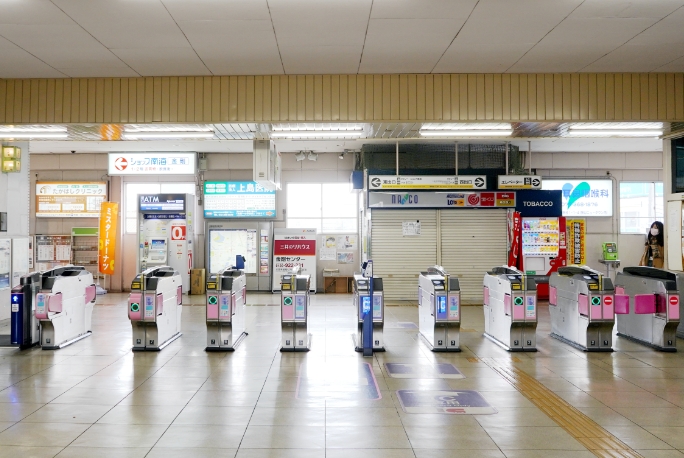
[480,358,644,458]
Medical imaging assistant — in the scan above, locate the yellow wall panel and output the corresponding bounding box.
[340,75,348,120]
[675,74,684,120]
[137,78,146,123]
[95,78,104,123]
[69,79,78,124]
[509,74,519,121]
[201,76,211,122]
[185,77,194,122]
[527,74,536,120]
[254,76,264,122]
[353,74,362,121]
[561,74,571,119]
[519,74,528,120]
[262,76,272,122]
[103,78,113,123]
[306,75,315,121]
[391,74,400,120]
[119,78,128,123]
[46,79,55,123]
[407,74,416,120]
[614,74,624,120]
[605,74,614,120]
[425,75,435,121]
[501,74,510,120]
[382,75,391,120]
[655,73,664,120]
[416,74,426,120]
[596,73,605,120]
[631,73,640,120]
[29,79,39,123]
[169,77,178,122]
[211,77,221,122]
[588,73,597,120]
[484,73,494,120]
[476,74,485,120]
[433,75,443,121]
[459,74,468,120]
[570,74,579,120]
[579,73,588,120]
[238,76,248,121]
[666,73,675,120]
[144,77,153,123]
[442,75,451,121]
[245,75,255,122]
[467,74,476,120]
[553,74,562,120]
[177,77,186,122]
[328,75,337,121]
[373,74,382,121]
[451,75,460,120]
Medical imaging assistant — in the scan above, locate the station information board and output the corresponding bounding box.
[36,182,107,218]
[204,181,276,218]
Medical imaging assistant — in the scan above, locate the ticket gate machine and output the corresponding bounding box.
[205,268,247,351]
[483,266,538,351]
[128,266,183,351]
[549,266,618,351]
[615,267,682,352]
[280,269,311,352]
[418,266,461,352]
[10,272,42,349]
[353,274,385,352]
[36,266,97,350]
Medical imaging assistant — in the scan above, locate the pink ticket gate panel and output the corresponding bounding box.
[205,268,248,352]
[280,273,311,352]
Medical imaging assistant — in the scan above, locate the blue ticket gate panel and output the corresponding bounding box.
[353,274,384,352]
[616,267,683,352]
[418,266,461,352]
[205,268,247,351]
[549,266,619,352]
[10,272,42,349]
[483,266,537,352]
[128,266,183,351]
[280,273,311,352]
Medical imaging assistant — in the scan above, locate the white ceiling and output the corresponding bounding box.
[1,0,684,78]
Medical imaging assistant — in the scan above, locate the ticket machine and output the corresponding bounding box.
[10,272,42,349]
[36,266,97,350]
[615,267,682,352]
[280,268,311,352]
[483,266,537,351]
[418,266,461,352]
[128,266,183,351]
[549,266,619,351]
[205,268,247,351]
[352,274,384,352]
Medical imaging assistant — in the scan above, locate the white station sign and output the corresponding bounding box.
[368,175,486,190]
[498,175,542,190]
[108,152,196,175]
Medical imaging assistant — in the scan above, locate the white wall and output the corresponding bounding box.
[530,150,663,274]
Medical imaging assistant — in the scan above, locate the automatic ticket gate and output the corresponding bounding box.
[128,266,183,351]
[36,266,97,350]
[280,269,311,352]
[205,268,247,351]
[10,272,42,349]
[615,267,682,352]
[418,266,461,352]
[353,274,384,352]
[483,266,537,351]
[549,266,618,351]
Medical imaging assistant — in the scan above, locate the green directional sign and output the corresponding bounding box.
[591,296,601,306]
[514,296,524,306]
[208,295,218,305]
[283,296,293,306]
[130,303,140,312]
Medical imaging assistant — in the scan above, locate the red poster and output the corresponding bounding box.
[508,211,522,269]
[274,239,316,256]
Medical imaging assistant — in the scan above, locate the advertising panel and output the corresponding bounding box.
[108,152,196,175]
[272,228,317,291]
[541,180,613,217]
[139,194,186,212]
[204,181,276,218]
[567,219,586,265]
[98,202,118,275]
[368,191,516,209]
[36,182,107,218]
[514,190,562,217]
[369,175,486,190]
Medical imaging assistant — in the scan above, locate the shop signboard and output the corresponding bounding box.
[108,152,196,175]
[368,191,515,209]
[204,181,276,218]
[514,190,562,217]
[98,202,118,275]
[368,175,486,190]
[139,194,186,212]
[272,228,317,292]
[541,180,613,217]
[498,175,542,190]
[36,182,107,218]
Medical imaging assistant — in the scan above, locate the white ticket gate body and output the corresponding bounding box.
[549,266,618,351]
[280,273,311,352]
[418,266,461,352]
[36,266,97,350]
[205,268,247,351]
[353,274,384,351]
[128,266,183,351]
[483,266,537,351]
[616,267,682,352]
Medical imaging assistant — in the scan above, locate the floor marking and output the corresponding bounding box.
[480,358,644,458]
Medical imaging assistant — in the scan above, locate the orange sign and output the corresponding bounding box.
[98,202,118,275]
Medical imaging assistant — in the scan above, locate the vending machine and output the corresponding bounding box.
[137,193,194,292]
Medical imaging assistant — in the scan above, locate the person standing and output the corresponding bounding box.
[639,221,664,268]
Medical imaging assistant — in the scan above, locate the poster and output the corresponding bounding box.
[337,252,354,264]
[320,248,336,261]
[566,219,586,265]
[272,228,317,291]
[325,236,336,248]
[35,235,71,262]
[402,221,421,236]
[542,180,612,217]
[260,229,269,275]
[98,202,118,275]
[36,182,107,218]
[336,235,357,250]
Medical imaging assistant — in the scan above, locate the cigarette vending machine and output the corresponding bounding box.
[137,193,194,292]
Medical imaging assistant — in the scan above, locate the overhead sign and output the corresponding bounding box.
[108,152,196,175]
[498,175,542,190]
[514,190,562,217]
[98,202,118,275]
[36,181,107,218]
[368,175,486,190]
[139,194,186,212]
[368,191,515,209]
[542,180,613,217]
[204,181,276,218]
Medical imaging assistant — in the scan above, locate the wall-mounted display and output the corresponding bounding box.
[541,180,613,217]
[36,182,107,218]
[204,181,276,218]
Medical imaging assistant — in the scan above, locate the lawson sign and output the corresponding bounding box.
[514,190,562,217]
[368,191,517,209]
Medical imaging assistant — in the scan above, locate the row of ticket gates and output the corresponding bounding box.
[9,260,684,355]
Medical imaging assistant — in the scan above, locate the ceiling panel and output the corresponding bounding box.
[656,55,684,71]
[626,8,684,46]
[434,43,532,73]
[111,48,211,77]
[0,0,74,25]
[583,44,684,72]
[56,67,140,78]
[280,46,361,74]
[161,0,270,21]
[570,0,684,19]
[371,0,478,19]
[0,48,66,78]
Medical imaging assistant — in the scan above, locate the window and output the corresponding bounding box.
[124,182,196,233]
[619,182,663,234]
[287,183,357,233]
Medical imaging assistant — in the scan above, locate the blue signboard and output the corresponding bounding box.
[204,181,276,218]
[514,190,562,217]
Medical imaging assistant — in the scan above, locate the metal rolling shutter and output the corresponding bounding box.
[370,209,437,303]
[440,210,508,305]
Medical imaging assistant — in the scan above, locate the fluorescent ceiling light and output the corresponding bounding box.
[420,130,513,137]
[271,130,364,138]
[0,126,66,133]
[422,123,511,131]
[122,132,215,139]
[124,126,212,133]
[569,122,662,130]
[566,130,662,137]
[0,133,68,139]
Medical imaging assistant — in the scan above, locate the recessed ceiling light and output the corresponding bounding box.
[122,132,215,139]
[420,130,513,137]
[271,130,364,138]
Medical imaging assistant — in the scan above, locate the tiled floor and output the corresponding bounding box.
[0,292,683,457]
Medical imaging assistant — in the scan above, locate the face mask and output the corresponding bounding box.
[651,228,659,236]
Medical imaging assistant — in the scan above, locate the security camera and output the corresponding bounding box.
[71,150,76,154]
